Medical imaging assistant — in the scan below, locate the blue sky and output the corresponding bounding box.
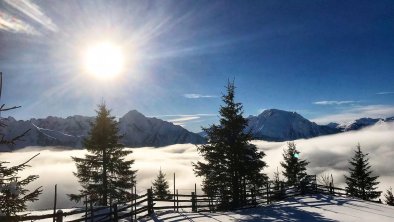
[1,0,394,132]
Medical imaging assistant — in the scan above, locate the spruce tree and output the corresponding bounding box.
[69,103,136,206]
[194,81,267,208]
[152,169,171,200]
[384,187,394,206]
[344,144,381,200]
[280,142,309,186]
[0,154,42,218]
[0,72,42,218]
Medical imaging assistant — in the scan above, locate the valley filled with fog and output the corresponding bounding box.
[2,122,393,210]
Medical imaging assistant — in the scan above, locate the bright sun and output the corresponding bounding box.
[83,42,125,79]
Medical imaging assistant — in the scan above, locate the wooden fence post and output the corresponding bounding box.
[90,199,94,222]
[191,192,197,212]
[280,182,285,199]
[266,183,270,204]
[147,188,154,215]
[173,173,176,211]
[109,203,113,220]
[130,182,134,222]
[313,175,317,193]
[84,195,88,222]
[251,188,256,205]
[134,185,137,222]
[113,204,118,222]
[56,210,63,222]
[130,185,134,222]
[176,189,179,212]
[53,184,57,222]
[208,195,212,212]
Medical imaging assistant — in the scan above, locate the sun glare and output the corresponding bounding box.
[83,42,125,79]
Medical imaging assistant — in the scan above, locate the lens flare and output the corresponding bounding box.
[83,42,125,79]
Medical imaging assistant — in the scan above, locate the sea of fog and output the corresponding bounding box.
[1,122,394,210]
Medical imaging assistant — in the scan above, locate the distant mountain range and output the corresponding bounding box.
[245,109,394,141]
[0,110,205,151]
[1,108,392,151]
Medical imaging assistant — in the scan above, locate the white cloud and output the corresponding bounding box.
[158,114,216,117]
[183,94,217,99]
[168,116,200,125]
[4,122,394,210]
[376,92,394,95]
[312,105,394,124]
[313,100,356,105]
[4,0,58,32]
[0,10,40,35]
[155,114,216,126]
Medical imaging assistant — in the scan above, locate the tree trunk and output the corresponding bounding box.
[102,148,108,206]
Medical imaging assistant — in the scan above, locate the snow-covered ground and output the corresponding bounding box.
[23,194,394,221]
[143,194,394,222]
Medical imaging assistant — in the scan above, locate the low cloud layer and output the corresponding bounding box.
[1,122,393,210]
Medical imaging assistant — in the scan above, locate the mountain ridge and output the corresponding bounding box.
[245,109,393,141]
[199,109,393,141]
[0,110,205,151]
[1,109,393,151]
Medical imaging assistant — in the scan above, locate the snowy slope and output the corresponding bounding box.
[144,194,394,222]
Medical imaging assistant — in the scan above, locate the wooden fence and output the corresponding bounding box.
[0,192,149,222]
[0,181,303,222]
[2,176,382,222]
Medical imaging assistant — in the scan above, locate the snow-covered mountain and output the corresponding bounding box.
[0,115,92,150]
[2,108,392,150]
[246,109,338,141]
[334,117,394,131]
[0,110,204,151]
[119,110,204,147]
[245,109,394,141]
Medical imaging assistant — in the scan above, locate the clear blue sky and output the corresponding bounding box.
[1,0,394,132]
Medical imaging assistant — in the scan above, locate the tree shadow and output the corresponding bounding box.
[230,204,336,222]
[143,194,394,221]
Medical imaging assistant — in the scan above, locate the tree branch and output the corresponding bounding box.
[0,104,22,112]
[0,129,31,146]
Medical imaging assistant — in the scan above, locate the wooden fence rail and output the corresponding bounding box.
[3,178,382,222]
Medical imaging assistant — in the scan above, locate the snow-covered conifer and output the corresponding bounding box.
[69,103,136,206]
[345,144,381,200]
